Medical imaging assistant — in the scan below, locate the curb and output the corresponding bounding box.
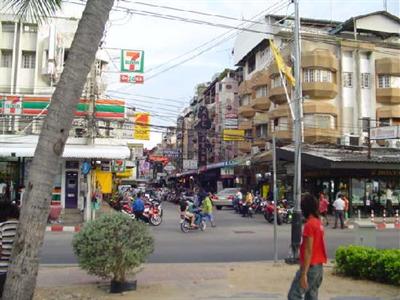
[348,223,398,230]
[46,224,81,232]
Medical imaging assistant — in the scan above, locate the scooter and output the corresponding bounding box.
[263,201,283,225]
[122,202,162,226]
[180,211,206,233]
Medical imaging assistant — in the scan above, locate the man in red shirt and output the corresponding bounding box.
[288,193,327,300]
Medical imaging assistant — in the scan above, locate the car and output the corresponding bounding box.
[213,188,239,210]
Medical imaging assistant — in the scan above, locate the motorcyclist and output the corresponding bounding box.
[132,192,145,221]
[179,199,196,227]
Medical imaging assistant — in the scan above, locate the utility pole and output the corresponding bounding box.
[272,134,278,263]
[287,0,303,263]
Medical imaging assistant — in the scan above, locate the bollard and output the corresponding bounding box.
[395,210,399,224]
[383,209,386,224]
[358,209,361,221]
[370,209,374,223]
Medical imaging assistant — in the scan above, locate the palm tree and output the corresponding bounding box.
[2,1,115,299]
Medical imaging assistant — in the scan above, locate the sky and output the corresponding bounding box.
[62,0,399,148]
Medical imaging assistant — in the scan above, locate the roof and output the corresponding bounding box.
[267,14,341,26]
[278,144,400,168]
[0,135,131,159]
[330,11,400,36]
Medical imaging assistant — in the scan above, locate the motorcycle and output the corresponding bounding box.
[251,196,264,214]
[180,210,206,233]
[281,207,293,224]
[263,201,283,225]
[122,201,162,226]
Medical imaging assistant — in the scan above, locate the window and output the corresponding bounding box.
[361,73,371,89]
[0,50,12,68]
[256,124,268,138]
[247,54,256,74]
[23,24,38,33]
[244,129,252,139]
[271,76,286,88]
[343,72,353,88]
[256,85,267,97]
[378,75,400,88]
[1,22,14,32]
[22,51,36,69]
[239,95,250,106]
[379,118,391,127]
[303,69,333,83]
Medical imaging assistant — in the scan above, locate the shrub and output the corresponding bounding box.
[335,245,400,286]
[72,213,154,283]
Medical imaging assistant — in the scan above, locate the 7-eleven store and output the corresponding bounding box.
[0,96,130,222]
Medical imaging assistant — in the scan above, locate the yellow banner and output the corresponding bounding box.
[269,39,295,87]
[134,112,150,140]
[223,129,244,141]
[95,170,112,194]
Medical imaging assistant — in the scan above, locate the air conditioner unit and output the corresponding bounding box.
[349,136,360,146]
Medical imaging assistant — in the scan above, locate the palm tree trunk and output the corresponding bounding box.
[3,0,115,299]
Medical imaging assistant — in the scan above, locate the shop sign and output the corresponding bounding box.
[3,97,22,114]
[183,159,198,170]
[197,106,211,167]
[163,149,180,158]
[164,163,176,172]
[134,112,150,140]
[370,126,399,140]
[120,74,144,84]
[112,160,126,173]
[223,129,244,141]
[221,167,234,177]
[100,161,111,172]
[120,49,144,73]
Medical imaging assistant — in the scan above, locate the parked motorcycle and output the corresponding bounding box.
[263,201,283,225]
[281,207,293,224]
[121,201,162,226]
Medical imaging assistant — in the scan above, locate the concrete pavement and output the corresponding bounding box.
[34,262,400,300]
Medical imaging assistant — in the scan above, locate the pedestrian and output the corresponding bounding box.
[319,192,329,226]
[0,201,20,297]
[333,194,345,229]
[342,194,350,227]
[132,192,145,222]
[202,192,216,227]
[242,191,253,217]
[288,193,327,300]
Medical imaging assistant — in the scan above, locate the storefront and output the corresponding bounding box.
[277,144,400,216]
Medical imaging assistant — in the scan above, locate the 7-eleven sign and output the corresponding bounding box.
[4,97,22,115]
[121,49,144,73]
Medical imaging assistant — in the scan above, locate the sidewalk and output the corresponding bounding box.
[34,262,400,300]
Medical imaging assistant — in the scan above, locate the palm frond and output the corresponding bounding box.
[2,0,63,23]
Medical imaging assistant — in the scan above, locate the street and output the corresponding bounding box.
[40,202,400,265]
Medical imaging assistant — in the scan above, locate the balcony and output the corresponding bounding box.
[238,141,252,153]
[376,88,400,104]
[274,130,292,141]
[251,96,271,111]
[302,82,338,99]
[376,57,400,75]
[269,86,288,105]
[377,105,400,119]
[302,101,338,116]
[252,137,267,149]
[238,105,256,118]
[303,128,339,144]
[302,49,338,72]
[238,120,252,130]
[238,80,253,96]
[250,70,269,88]
[267,104,291,120]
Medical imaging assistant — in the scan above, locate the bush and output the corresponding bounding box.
[72,213,154,283]
[335,245,400,286]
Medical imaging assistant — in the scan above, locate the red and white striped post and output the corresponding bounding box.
[370,209,375,223]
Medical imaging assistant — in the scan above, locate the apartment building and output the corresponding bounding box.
[234,11,400,152]
[0,14,132,222]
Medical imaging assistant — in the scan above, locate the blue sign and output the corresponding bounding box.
[81,161,92,175]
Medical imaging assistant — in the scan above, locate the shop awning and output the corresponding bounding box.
[252,150,273,164]
[0,143,130,159]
